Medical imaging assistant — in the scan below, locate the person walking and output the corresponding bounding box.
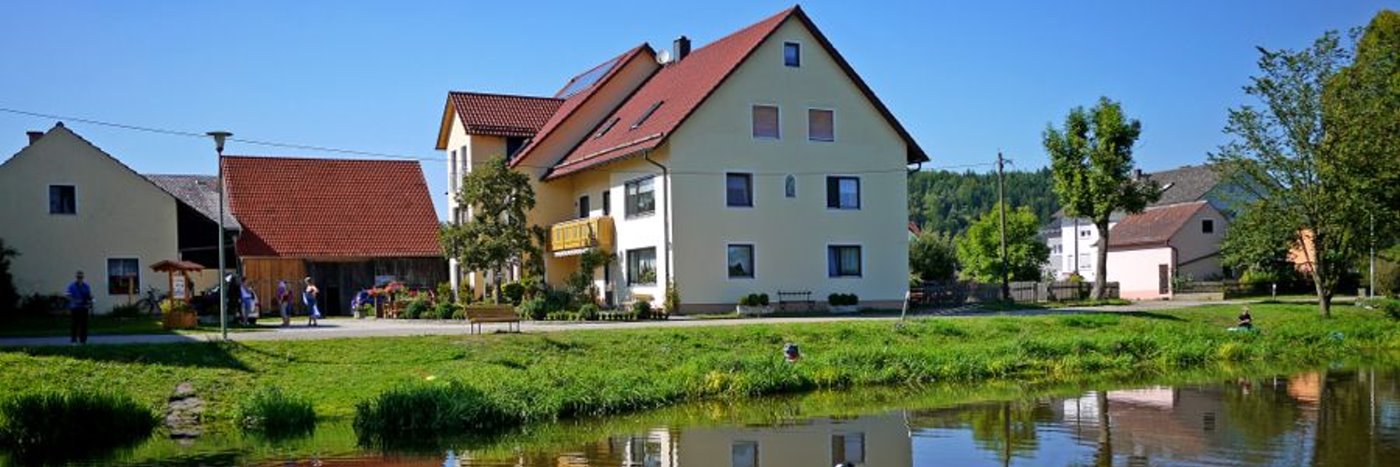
[65,271,93,344]
[302,277,321,327]
[275,280,292,327]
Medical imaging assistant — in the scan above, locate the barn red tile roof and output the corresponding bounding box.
[509,44,653,169]
[434,92,563,148]
[222,156,442,258]
[1107,201,1209,249]
[545,5,928,179]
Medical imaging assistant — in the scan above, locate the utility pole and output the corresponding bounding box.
[997,151,1010,301]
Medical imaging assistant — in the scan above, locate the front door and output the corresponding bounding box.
[1158,264,1170,295]
[579,195,590,219]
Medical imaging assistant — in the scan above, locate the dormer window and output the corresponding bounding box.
[594,117,619,139]
[784,42,801,67]
[632,101,664,129]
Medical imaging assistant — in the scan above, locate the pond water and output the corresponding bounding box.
[14,366,1400,466]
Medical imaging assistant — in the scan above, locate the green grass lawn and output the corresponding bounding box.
[0,315,276,338]
[0,302,1396,433]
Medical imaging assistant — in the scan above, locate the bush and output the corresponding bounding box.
[402,299,430,319]
[501,282,525,306]
[353,381,520,444]
[450,305,468,320]
[1360,297,1400,320]
[109,303,142,318]
[429,301,459,320]
[664,280,681,315]
[518,297,549,320]
[17,294,66,316]
[738,293,770,307]
[0,391,156,462]
[631,300,652,318]
[237,386,315,437]
[160,299,194,315]
[827,293,859,306]
[578,303,600,321]
[436,282,453,303]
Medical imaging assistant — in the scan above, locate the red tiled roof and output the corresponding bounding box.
[509,45,653,169]
[1108,201,1209,249]
[546,5,928,179]
[435,92,563,148]
[222,156,442,258]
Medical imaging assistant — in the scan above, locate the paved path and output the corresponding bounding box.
[0,300,1226,347]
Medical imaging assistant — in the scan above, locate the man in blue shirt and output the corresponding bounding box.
[65,270,93,344]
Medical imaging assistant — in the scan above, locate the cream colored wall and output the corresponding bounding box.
[553,156,670,305]
[443,120,513,299]
[1107,246,1174,300]
[513,54,659,171]
[676,412,912,467]
[1169,205,1226,281]
[665,18,911,308]
[0,126,180,314]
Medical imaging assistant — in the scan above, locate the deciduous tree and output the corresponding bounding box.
[1043,98,1159,299]
[955,204,1049,283]
[439,156,539,302]
[910,230,958,282]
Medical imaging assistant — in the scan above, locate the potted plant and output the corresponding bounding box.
[161,300,198,329]
[736,293,771,316]
[827,293,859,313]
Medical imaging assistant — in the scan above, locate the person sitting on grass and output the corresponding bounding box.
[1234,306,1254,331]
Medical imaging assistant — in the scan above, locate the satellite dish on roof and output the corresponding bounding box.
[656,49,673,65]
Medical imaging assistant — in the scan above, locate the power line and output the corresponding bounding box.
[3,105,1002,177]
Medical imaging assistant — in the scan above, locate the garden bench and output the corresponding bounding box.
[465,306,521,334]
[777,291,814,312]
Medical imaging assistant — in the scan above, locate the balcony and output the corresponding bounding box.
[550,216,615,255]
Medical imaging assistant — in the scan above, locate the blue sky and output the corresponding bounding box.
[0,0,1391,217]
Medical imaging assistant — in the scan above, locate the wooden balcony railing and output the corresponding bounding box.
[549,216,615,253]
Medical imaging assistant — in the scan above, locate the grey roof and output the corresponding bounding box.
[145,174,241,230]
[1142,165,1221,207]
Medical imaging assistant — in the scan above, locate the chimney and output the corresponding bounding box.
[673,36,691,61]
[26,131,43,145]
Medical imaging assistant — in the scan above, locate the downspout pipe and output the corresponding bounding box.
[643,152,672,285]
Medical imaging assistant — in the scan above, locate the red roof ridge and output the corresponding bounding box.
[447,90,563,102]
[1108,201,1211,249]
[222,154,422,165]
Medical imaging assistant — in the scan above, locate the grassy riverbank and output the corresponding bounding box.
[0,302,1396,432]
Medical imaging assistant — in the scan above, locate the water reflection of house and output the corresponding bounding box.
[680,413,909,467]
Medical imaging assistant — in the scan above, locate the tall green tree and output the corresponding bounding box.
[910,230,958,282]
[1221,200,1303,284]
[0,238,18,314]
[439,156,539,302]
[955,203,1050,283]
[1210,29,1375,317]
[1043,97,1160,299]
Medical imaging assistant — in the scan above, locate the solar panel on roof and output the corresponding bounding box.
[556,56,622,98]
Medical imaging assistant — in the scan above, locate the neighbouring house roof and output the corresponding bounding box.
[221,155,441,258]
[1143,165,1221,207]
[434,91,564,149]
[508,44,653,169]
[908,222,922,236]
[1107,201,1209,249]
[145,174,241,229]
[546,6,928,179]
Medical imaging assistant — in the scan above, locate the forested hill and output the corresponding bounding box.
[908,168,1059,236]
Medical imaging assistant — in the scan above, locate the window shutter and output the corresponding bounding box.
[808,109,833,141]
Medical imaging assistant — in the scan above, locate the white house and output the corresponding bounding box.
[0,124,232,313]
[1050,165,1232,281]
[435,6,927,312]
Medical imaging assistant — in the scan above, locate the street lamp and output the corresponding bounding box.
[207,130,232,340]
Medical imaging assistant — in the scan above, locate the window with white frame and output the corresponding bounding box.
[828,245,862,277]
[826,176,860,209]
[728,244,754,278]
[808,109,834,142]
[107,258,139,295]
[625,177,655,218]
[627,247,657,285]
[49,185,76,215]
[784,42,801,67]
[752,105,779,139]
[784,174,796,198]
[726,173,753,207]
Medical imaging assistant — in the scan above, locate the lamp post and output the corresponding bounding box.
[207,131,232,340]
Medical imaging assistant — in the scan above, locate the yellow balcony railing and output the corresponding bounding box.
[549,216,615,253]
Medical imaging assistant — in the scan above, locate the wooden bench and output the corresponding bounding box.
[464,305,521,334]
[776,291,814,312]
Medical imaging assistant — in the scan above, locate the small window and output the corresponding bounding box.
[784,42,801,67]
[627,247,657,285]
[784,174,796,198]
[752,105,780,139]
[825,176,860,209]
[828,245,862,277]
[632,101,664,129]
[107,258,139,295]
[1080,230,1092,238]
[808,109,834,142]
[831,433,866,465]
[594,117,619,139]
[726,173,753,207]
[625,177,656,218]
[505,137,527,158]
[733,441,759,467]
[602,190,611,216]
[578,195,590,219]
[728,244,755,278]
[1202,219,1215,234]
[49,185,76,215]
[449,151,458,192]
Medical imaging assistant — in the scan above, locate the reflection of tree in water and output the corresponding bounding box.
[962,400,1055,462]
[1220,377,1302,451]
[1311,369,1400,466]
